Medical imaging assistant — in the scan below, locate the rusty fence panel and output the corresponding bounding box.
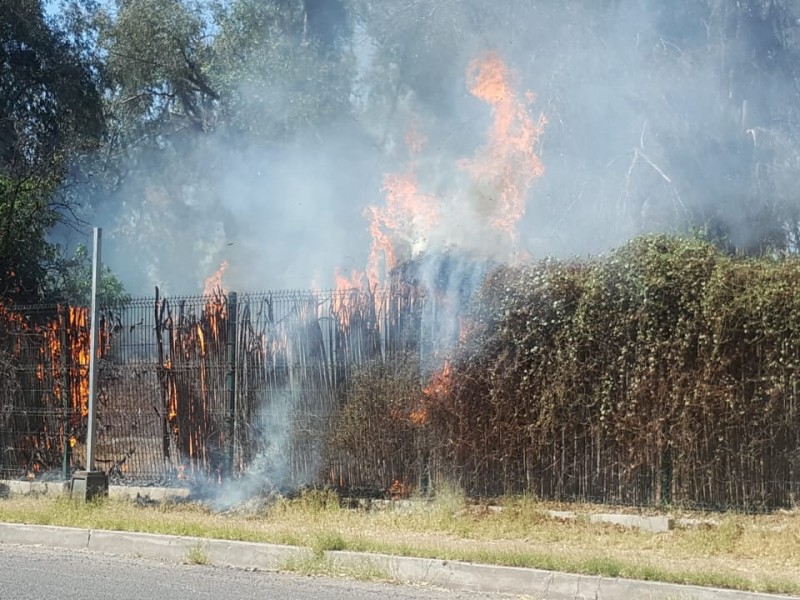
[94,284,426,487]
[0,304,88,480]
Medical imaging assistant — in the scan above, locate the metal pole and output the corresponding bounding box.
[85,227,102,472]
[225,291,238,477]
[60,305,72,481]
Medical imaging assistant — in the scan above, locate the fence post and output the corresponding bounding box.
[70,227,108,500]
[660,445,672,506]
[226,291,238,477]
[60,305,71,481]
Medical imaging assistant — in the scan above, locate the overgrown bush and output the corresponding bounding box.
[334,235,800,509]
[326,353,428,495]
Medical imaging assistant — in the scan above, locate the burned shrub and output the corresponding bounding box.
[325,353,428,496]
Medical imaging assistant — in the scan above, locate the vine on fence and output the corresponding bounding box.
[415,236,800,507]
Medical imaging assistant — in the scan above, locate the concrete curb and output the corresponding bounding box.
[0,523,796,600]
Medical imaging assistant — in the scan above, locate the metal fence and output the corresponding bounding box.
[0,286,429,488]
[2,286,799,510]
[0,304,87,480]
[93,285,426,488]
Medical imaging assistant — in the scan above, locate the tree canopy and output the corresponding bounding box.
[4,0,800,301]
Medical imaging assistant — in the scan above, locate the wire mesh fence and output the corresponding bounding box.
[94,284,426,488]
[1,283,799,511]
[0,304,87,480]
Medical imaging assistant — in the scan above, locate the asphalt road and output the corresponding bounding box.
[0,544,524,600]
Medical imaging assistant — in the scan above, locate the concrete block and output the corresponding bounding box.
[0,523,89,550]
[590,513,674,533]
[30,482,51,494]
[70,470,108,502]
[206,539,312,571]
[0,479,69,496]
[88,530,195,562]
[45,481,69,495]
[3,480,31,495]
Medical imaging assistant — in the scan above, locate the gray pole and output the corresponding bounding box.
[85,227,102,472]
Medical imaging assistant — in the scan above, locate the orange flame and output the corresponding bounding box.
[461,52,546,241]
[203,260,229,296]
[164,357,178,422]
[423,360,452,399]
[340,52,544,290]
[203,261,229,340]
[69,307,90,418]
[365,170,439,287]
[408,407,428,425]
[333,268,368,329]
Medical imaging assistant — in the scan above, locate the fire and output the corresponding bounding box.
[164,358,178,421]
[405,360,454,427]
[408,407,428,425]
[334,268,366,293]
[203,260,229,296]
[332,268,368,329]
[423,359,452,399]
[388,478,412,499]
[342,51,544,291]
[69,307,90,417]
[364,132,440,288]
[366,171,440,287]
[196,324,206,356]
[202,261,229,342]
[461,52,546,241]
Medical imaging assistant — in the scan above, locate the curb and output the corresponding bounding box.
[0,480,191,502]
[0,523,796,600]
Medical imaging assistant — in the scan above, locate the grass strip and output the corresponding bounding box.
[0,492,797,596]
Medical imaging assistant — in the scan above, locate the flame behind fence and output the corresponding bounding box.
[3,279,799,510]
[3,285,424,486]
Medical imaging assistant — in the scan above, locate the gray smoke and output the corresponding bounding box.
[58,0,800,499]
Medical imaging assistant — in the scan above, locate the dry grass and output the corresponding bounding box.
[0,490,798,595]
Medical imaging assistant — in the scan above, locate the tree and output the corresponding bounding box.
[47,243,130,306]
[0,0,103,176]
[0,177,58,303]
[0,0,105,304]
[209,0,355,140]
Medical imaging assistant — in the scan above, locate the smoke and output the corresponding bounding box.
[203,389,295,511]
[72,1,800,294]
[57,0,800,499]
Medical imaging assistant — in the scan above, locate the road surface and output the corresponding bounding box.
[0,544,524,600]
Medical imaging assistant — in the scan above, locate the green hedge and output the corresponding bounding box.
[420,236,800,508]
[330,235,800,508]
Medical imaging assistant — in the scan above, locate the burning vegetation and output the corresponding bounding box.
[0,303,92,478]
[2,44,799,513]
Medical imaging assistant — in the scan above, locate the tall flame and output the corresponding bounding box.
[461,52,547,242]
[364,125,441,287]
[341,52,545,290]
[69,307,90,417]
[203,260,229,296]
